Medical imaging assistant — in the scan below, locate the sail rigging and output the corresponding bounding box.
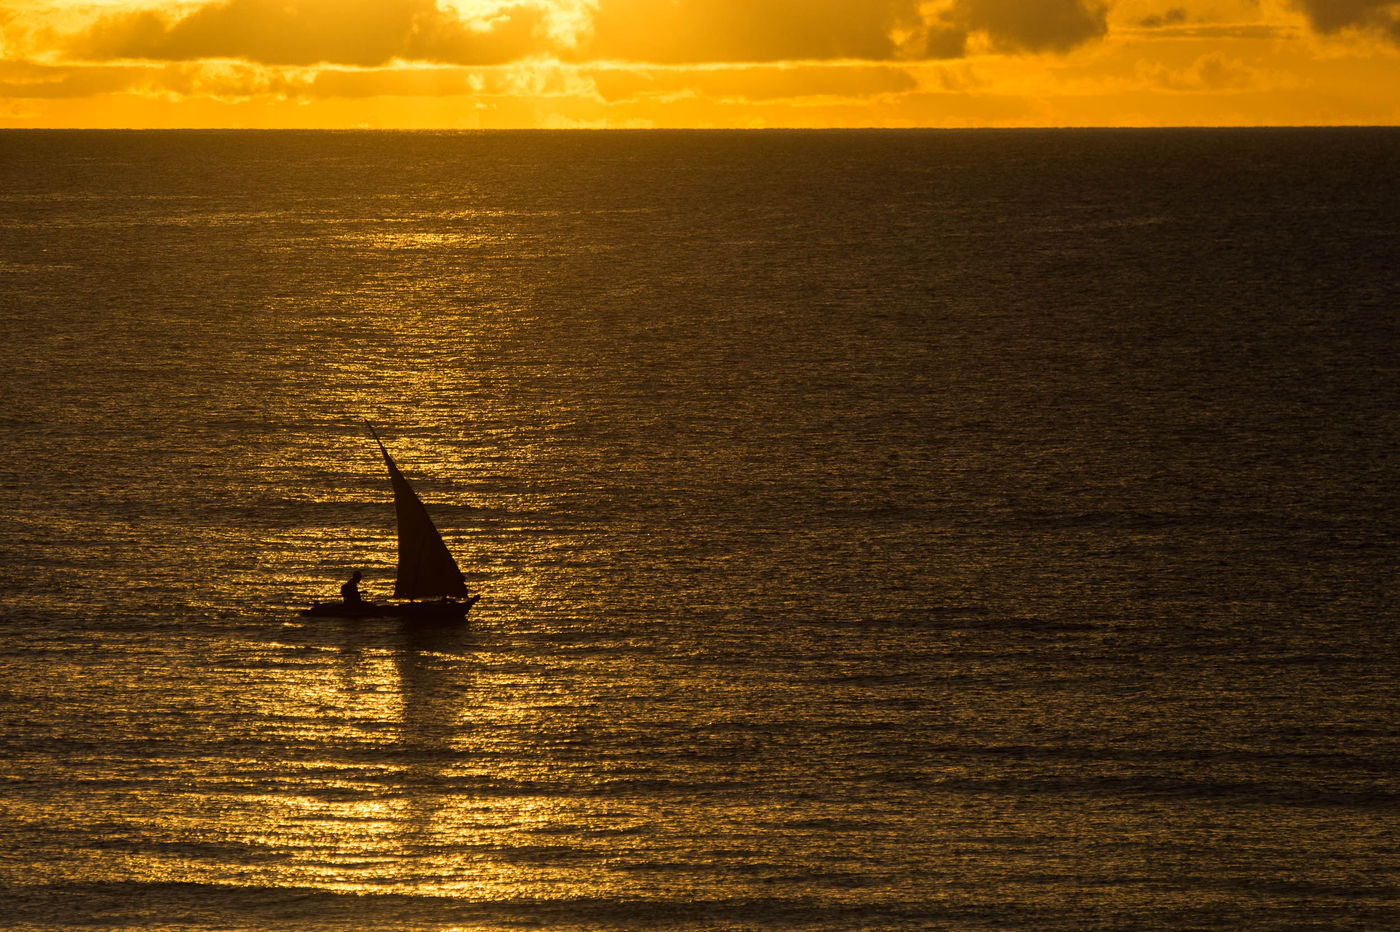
[367,424,470,600]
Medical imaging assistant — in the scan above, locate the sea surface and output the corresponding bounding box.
[1,128,1397,930]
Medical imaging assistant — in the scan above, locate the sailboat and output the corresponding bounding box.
[301,424,482,621]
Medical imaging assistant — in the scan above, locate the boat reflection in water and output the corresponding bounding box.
[303,424,481,622]
[257,617,512,899]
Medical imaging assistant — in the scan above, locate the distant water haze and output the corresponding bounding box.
[1,128,1397,929]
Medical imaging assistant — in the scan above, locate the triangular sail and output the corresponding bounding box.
[367,426,469,600]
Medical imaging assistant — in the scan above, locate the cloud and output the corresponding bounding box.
[1139,8,1189,29]
[587,63,919,103]
[941,0,1110,54]
[1292,0,1400,43]
[579,0,915,63]
[1124,7,1293,41]
[308,66,483,99]
[0,60,146,98]
[0,58,299,100]
[68,0,551,67]
[53,0,1116,70]
[1138,51,1259,90]
[580,0,1110,63]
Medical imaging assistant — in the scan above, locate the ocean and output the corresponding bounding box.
[1,128,1396,929]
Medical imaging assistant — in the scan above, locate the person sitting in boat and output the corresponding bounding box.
[341,571,365,605]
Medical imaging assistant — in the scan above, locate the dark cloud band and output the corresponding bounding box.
[66,0,1115,68]
[1292,0,1400,43]
[69,0,547,67]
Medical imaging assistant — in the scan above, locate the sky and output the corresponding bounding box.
[1,0,1398,128]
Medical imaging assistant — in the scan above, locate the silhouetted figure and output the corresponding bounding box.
[341,571,364,604]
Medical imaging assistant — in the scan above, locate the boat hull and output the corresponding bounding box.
[300,595,479,621]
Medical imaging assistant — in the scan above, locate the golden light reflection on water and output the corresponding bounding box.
[213,623,592,899]
[364,231,492,251]
[238,637,634,899]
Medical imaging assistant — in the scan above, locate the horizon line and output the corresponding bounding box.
[4,124,1399,132]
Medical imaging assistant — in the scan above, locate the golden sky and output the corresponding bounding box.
[2,0,1398,127]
